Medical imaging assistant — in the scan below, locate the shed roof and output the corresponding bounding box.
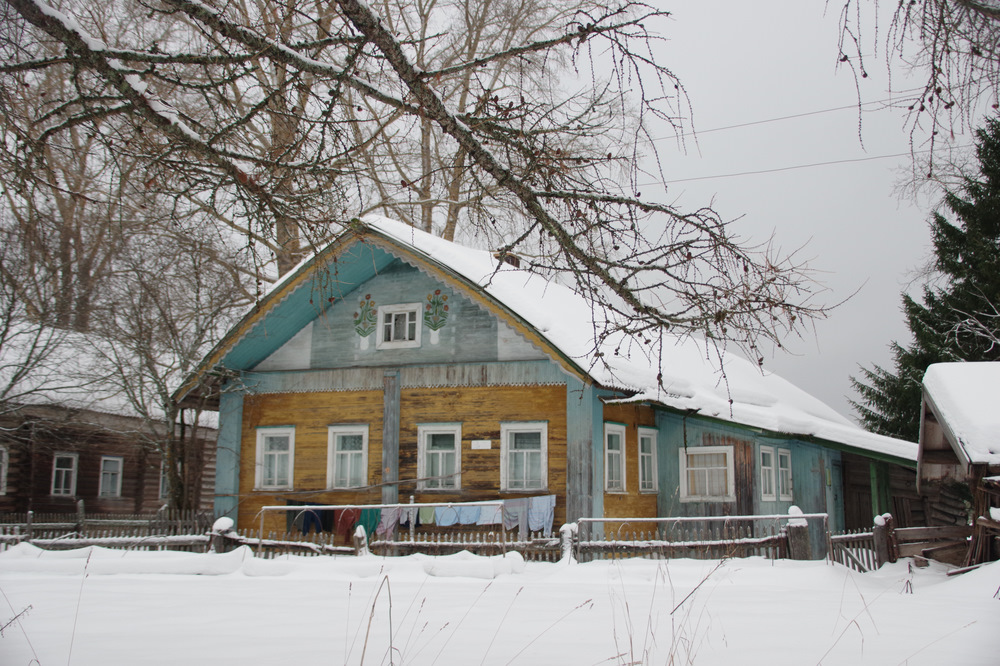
[922,362,1000,469]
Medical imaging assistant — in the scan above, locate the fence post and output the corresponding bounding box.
[25,510,33,541]
[210,516,238,554]
[76,499,86,536]
[354,525,369,556]
[787,506,811,560]
[559,522,576,563]
[873,513,896,568]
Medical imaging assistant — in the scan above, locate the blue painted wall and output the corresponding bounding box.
[214,386,244,519]
[256,258,546,371]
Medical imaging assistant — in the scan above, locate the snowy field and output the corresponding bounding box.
[1,544,998,665]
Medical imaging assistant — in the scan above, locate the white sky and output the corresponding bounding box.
[636,1,980,421]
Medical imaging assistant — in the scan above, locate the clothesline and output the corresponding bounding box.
[258,496,557,539]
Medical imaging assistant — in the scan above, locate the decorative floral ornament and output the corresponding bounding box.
[424,290,449,331]
[354,294,377,337]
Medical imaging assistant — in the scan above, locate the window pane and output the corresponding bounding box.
[512,431,541,450]
[640,435,652,454]
[265,435,289,452]
[338,434,363,452]
[429,433,455,450]
[607,433,621,451]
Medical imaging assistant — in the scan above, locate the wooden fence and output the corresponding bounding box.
[829,515,975,573]
[573,513,827,562]
[3,508,972,570]
[0,506,215,553]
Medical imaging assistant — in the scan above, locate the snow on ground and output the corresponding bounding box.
[1,545,998,665]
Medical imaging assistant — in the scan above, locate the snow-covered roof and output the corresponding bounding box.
[359,216,916,463]
[923,362,1000,468]
[1,324,217,428]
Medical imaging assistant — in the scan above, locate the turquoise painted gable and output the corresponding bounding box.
[254,258,548,372]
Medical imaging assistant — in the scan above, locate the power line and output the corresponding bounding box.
[658,89,925,141]
[661,151,913,184]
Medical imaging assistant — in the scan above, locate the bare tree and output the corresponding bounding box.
[1,0,825,370]
[88,228,246,510]
[838,1,1000,170]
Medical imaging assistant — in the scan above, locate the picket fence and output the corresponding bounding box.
[8,509,962,571]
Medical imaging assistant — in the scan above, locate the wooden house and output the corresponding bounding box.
[918,362,1000,561]
[176,217,920,538]
[0,330,216,515]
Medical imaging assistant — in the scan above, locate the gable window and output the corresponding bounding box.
[679,446,735,502]
[0,446,7,495]
[52,453,78,496]
[760,446,776,501]
[328,425,369,489]
[638,427,658,493]
[604,423,626,492]
[256,427,295,490]
[501,422,548,491]
[778,449,793,501]
[99,456,124,498]
[377,303,421,349]
[417,423,461,490]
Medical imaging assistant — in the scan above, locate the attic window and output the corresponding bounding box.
[376,303,421,350]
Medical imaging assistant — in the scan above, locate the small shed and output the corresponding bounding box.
[918,362,1000,562]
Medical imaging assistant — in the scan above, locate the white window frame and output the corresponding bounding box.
[51,452,78,496]
[760,445,776,502]
[159,459,169,499]
[417,423,461,490]
[604,423,626,492]
[255,427,295,490]
[638,427,658,493]
[376,303,421,349]
[99,456,124,498]
[679,445,735,502]
[327,425,369,489]
[500,421,548,491]
[778,448,793,501]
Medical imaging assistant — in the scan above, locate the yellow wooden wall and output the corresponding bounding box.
[602,403,658,534]
[238,384,568,532]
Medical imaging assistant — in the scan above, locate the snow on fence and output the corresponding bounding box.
[829,528,878,573]
[0,505,215,553]
[574,511,828,563]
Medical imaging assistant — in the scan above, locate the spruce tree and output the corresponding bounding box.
[852,117,1000,441]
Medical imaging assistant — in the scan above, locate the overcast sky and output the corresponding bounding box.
[634,1,981,421]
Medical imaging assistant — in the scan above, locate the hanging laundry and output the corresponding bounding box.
[435,505,459,527]
[399,505,419,528]
[358,508,381,538]
[528,495,556,537]
[418,506,436,525]
[502,498,529,536]
[336,508,361,542]
[476,503,503,525]
[456,505,481,525]
[376,507,401,536]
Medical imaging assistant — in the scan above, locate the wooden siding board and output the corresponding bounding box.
[236,384,568,532]
[565,377,595,523]
[215,388,244,520]
[382,371,400,505]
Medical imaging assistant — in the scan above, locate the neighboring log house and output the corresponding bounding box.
[176,217,921,536]
[0,330,216,514]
